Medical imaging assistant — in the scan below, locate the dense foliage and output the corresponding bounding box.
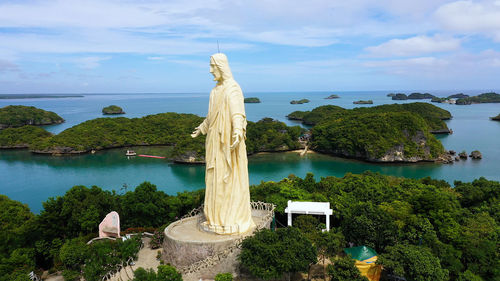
[244,97,260,103]
[287,105,346,125]
[286,103,451,162]
[0,113,303,162]
[239,227,317,280]
[133,265,183,281]
[0,105,64,128]
[456,92,500,105]
[327,256,368,281]
[0,125,52,148]
[102,105,125,114]
[83,236,142,281]
[32,113,203,154]
[246,118,304,154]
[1,173,498,280]
[378,244,449,281]
[287,102,451,131]
[250,172,500,280]
[311,111,445,161]
[0,182,203,279]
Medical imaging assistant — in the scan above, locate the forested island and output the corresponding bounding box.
[324,94,340,99]
[290,99,310,104]
[456,92,500,105]
[0,105,64,129]
[353,100,373,104]
[287,103,453,162]
[1,172,498,281]
[390,92,436,100]
[491,114,500,121]
[102,105,125,115]
[244,97,261,103]
[0,113,304,163]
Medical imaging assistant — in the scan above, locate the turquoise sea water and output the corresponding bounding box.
[1,91,499,213]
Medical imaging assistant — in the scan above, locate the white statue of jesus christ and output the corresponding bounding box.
[191,53,255,234]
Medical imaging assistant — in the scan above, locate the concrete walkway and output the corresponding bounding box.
[109,237,161,281]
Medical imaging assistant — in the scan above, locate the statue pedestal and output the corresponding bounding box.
[162,203,274,281]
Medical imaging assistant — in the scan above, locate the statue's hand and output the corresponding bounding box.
[191,127,201,138]
[230,129,243,150]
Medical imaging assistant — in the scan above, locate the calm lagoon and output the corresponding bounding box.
[1,91,499,212]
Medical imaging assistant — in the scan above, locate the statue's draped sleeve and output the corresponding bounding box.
[228,84,247,138]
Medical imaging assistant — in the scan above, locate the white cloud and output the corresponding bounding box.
[75,56,111,69]
[241,27,340,47]
[363,50,500,77]
[435,0,500,41]
[147,57,165,60]
[0,59,19,73]
[364,35,461,57]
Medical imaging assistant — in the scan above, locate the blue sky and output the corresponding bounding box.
[0,0,499,93]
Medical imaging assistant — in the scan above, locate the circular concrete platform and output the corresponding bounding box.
[162,207,273,281]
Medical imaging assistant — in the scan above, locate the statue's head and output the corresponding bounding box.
[210,53,233,82]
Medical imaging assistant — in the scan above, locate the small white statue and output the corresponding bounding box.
[191,53,255,234]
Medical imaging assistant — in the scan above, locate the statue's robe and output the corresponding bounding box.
[198,77,255,234]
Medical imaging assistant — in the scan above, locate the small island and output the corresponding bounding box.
[0,105,64,129]
[491,113,500,121]
[456,92,500,105]
[391,92,435,100]
[353,100,373,104]
[392,93,408,100]
[448,93,469,99]
[290,99,310,104]
[244,97,261,103]
[387,93,396,97]
[102,105,125,115]
[408,92,435,99]
[324,94,340,99]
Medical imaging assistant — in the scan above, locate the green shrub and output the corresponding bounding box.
[215,272,233,281]
[327,256,368,281]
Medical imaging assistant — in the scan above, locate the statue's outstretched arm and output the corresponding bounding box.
[191,118,208,138]
[230,114,245,150]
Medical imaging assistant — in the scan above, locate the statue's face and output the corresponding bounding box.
[210,62,222,81]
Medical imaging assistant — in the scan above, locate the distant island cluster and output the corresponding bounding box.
[387,92,500,105]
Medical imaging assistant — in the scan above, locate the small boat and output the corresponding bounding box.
[125,150,137,156]
[138,154,166,159]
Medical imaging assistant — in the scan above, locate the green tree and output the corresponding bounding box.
[0,195,35,259]
[132,265,182,281]
[239,227,317,280]
[341,202,398,252]
[327,256,368,281]
[60,238,89,269]
[377,244,448,281]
